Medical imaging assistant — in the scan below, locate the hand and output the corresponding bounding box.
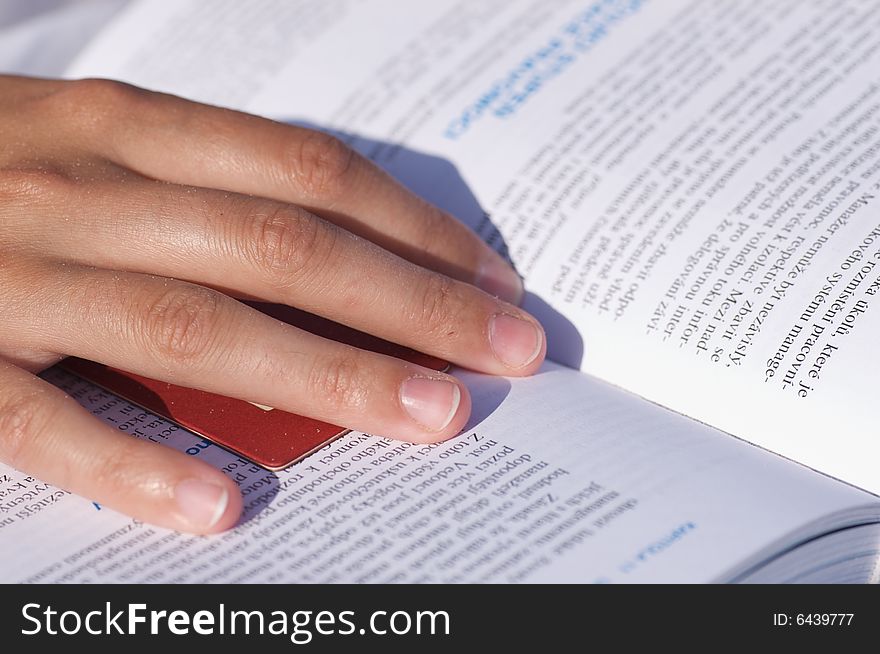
[0,76,545,533]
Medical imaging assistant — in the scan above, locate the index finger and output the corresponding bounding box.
[0,362,241,533]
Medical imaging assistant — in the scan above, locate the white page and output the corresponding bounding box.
[0,0,125,76]
[65,0,880,494]
[2,362,875,583]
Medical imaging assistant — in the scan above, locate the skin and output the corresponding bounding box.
[0,75,546,534]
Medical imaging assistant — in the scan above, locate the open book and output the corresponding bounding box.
[3,0,880,583]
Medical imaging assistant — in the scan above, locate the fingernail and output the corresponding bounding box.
[400,377,461,432]
[490,313,543,369]
[476,258,524,305]
[175,478,229,530]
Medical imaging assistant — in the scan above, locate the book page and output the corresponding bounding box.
[66,0,880,492]
[3,363,876,583]
[0,0,124,77]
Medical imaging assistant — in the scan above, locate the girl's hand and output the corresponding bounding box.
[0,76,545,533]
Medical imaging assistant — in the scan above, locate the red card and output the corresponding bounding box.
[61,304,448,470]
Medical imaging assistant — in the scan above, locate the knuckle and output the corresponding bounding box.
[69,77,136,100]
[307,350,369,412]
[243,205,334,290]
[37,78,147,128]
[0,387,51,470]
[86,443,150,497]
[139,285,223,366]
[285,131,356,199]
[0,168,77,207]
[415,274,461,339]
